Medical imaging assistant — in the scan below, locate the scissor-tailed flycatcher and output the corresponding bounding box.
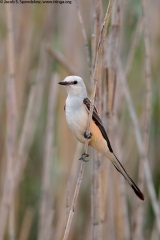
[59,76,144,200]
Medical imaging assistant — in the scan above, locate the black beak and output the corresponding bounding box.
[58,81,71,85]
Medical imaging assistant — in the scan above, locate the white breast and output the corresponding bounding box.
[65,96,88,143]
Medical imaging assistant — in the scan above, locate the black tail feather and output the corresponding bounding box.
[112,153,144,201]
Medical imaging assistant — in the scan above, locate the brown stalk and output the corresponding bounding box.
[62,161,86,240]
[114,15,143,240]
[16,9,33,113]
[105,0,119,117]
[91,0,102,238]
[133,0,152,238]
[38,74,59,240]
[54,143,82,240]
[117,15,143,239]
[0,45,47,240]
[74,0,92,77]
[18,208,34,240]
[9,203,15,240]
[118,60,160,234]
[141,0,152,168]
[112,43,131,239]
[105,1,128,239]
[0,5,17,240]
[15,45,47,187]
[65,143,83,224]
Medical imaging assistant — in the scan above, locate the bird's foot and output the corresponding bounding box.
[79,153,89,162]
[84,131,92,139]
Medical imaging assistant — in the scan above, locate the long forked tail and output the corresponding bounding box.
[107,152,144,201]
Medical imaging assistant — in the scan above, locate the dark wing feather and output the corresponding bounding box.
[83,98,113,153]
[83,98,144,201]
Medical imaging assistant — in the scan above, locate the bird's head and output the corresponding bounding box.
[59,76,87,97]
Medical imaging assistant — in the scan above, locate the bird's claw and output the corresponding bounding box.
[84,131,92,139]
[79,153,89,162]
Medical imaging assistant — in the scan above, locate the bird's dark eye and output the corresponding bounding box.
[73,80,78,84]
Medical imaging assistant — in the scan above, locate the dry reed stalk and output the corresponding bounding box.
[74,0,92,77]
[151,226,159,240]
[0,5,17,240]
[105,0,119,117]
[15,45,47,187]
[92,149,102,237]
[110,58,131,239]
[91,1,114,238]
[0,45,47,239]
[118,60,160,234]
[141,0,152,168]
[54,144,82,240]
[105,164,116,240]
[38,74,59,240]
[115,146,130,240]
[18,208,34,240]
[151,189,160,240]
[91,1,102,239]
[9,203,15,240]
[133,0,152,239]
[91,1,114,237]
[91,0,101,73]
[84,218,91,240]
[115,2,132,239]
[116,13,143,240]
[114,173,123,240]
[105,1,127,239]
[63,161,86,240]
[114,50,132,240]
[46,44,77,75]
[93,0,114,84]
[65,143,83,223]
[115,12,143,240]
[16,9,33,112]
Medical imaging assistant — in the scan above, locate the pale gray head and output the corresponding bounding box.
[59,76,87,98]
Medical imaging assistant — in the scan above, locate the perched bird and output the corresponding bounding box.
[59,76,144,201]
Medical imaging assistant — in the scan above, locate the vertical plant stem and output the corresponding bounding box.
[118,60,160,234]
[105,0,126,239]
[65,143,82,224]
[0,6,17,240]
[91,1,102,239]
[55,143,82,240]
[38,74,58,240]
[0,45,47,240]
[74,0,92,77]
[133,0,152,239]
[15,45,47,188]
[63,161,86,240]
[18,208,34,240]
[9,204,15,240]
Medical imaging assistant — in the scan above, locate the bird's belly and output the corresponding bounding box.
[66,107,88,143]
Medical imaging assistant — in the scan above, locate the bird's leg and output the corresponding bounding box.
[84,130,92,139]
[81,131,91,161]
[79,153,89,162]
